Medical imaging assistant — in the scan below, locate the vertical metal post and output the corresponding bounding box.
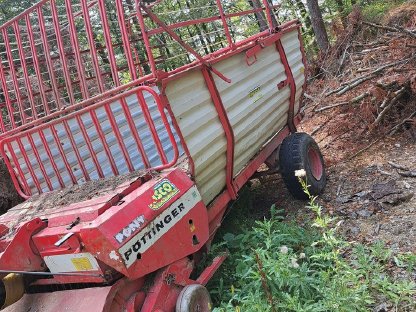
[201,66,237,200]
[261,0,274,30]
[25,14,49,117]
[37,6,61,111]
[115,0,138,80]
[135,0,158,77]
[2,28,26,124]
[97,0,121,87]
[38,129,65,188]
[215,0,234,48]
[80,0,105,93]
[64,0,89,99]
[50,0,75,106]
[13,21,37,120]
[50,124,78,184]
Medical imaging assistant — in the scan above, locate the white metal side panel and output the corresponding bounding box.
[165,70,227,205]
[281,31,306,114]
[5,88,181,194]
[212,44,291,176]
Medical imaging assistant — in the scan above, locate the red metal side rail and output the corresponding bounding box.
[0,86,179,199]
[0,0,279,135]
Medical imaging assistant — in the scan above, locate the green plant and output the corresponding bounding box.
[209,171,416,311]
[360,0,408,22]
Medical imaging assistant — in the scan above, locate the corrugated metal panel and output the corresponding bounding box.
[5,88,181,194]
[165,29,303,205]
[281,31,306,114]
[213,44,291,176]
[165,70,227,205]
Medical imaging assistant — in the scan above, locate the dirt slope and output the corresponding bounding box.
[0,160,22,214]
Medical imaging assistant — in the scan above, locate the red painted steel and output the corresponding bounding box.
[0,1,309,310]
[0,1,282,135]
[276,38,298,133]
[0,86,179,198]
[297,25,309,113]
[0,1,286,138]
[201,67,237,200]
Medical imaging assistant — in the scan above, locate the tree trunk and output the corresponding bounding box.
[248,0,269,31]
[306,0,329,52]
[293,0,313,31]
[334,0,347,28]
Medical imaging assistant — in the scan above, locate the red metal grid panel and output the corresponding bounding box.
[0,0,278,135]
[0,86,179,198]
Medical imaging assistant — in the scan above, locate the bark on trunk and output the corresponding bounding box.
[306,0,329,52]
[249,0,269,31]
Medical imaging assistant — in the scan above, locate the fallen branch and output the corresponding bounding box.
[372,86,407,126]
[379,91,392,109]
[311,118,330,136]
[348,110,416,161]
[376,80,398,91]
[377,165,392,176]
[395,25,416,39]
[315,91,370,112]
[388,161,409,171]
[398,170,416,178]
[363,21,416,39]
[325,56,416,96]
[359,45,388,54]
[363,21,398,32]
[390,110,416,135]
[347,137,382,160]
[337,44,350,74]
[304,92,318,103]
[336,75,377,95]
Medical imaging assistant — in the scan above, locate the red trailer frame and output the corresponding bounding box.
[0,0,308,310]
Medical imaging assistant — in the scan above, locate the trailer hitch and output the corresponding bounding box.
[0,218,46,272]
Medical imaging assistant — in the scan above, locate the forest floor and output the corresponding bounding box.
[212,9,416,310]
[212,3,416,305]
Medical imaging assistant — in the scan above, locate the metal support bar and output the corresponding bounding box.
[275,39,297,133]
[140,4,231,83]
[201,66,237,200]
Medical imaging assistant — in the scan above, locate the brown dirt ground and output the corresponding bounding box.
[0,159,23,214]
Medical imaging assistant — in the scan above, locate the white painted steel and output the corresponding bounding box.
[165,70,228,205]
[44,253,100,273]
[5,88,181,195]
[166,28,304,205]
[213,45,290,176]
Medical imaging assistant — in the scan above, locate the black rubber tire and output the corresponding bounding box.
[279,132,326,200]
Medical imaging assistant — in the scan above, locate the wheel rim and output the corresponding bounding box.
[307,147,323,180]
[176,284,212,312]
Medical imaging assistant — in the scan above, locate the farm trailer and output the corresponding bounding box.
[0,0,326,311]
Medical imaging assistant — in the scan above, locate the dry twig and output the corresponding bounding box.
[363,21,416,39]
[325,56,416,96]
[373,87,407,126]
[316,91,371,112]
[388,161,409,171]
[348,110,416,161]
[398,171,416,178]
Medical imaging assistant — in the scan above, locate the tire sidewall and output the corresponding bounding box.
[279,133,326,199]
